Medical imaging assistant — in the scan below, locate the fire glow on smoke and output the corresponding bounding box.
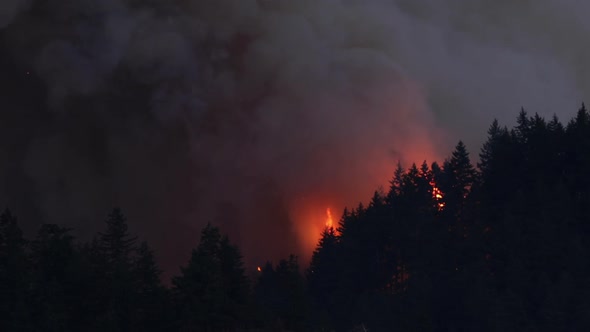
[325,208,334,229]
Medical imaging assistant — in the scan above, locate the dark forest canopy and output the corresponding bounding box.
[3,106,590,331]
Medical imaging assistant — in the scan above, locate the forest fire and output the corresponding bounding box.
[288,144,441,268]
[431,182,445,210]
[433,186,443,200]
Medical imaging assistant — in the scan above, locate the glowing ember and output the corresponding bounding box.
[257,266,261,272]
[430,181,445,210]
[433,187,443,200]
[325,208,334,228]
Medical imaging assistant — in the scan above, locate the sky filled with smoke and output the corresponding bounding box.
[0,0,588,275]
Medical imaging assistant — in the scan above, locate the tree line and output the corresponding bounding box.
[2,105,590,331]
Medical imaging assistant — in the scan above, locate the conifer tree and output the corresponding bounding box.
[515,107,530,143]
[275,255,309,330]
[99,208,137,269]
[308,228,338,297]
[478,119,503,177]
[253,261,278,327]
[134,242,162,294]
[98,208,138,331]
[29,224,77,331]
[132,241,169,331]
[173,223,249,331]
[386,162,405,205]
[446,141,476,197]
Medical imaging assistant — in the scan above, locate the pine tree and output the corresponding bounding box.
[548,114,564,133]
[478,119,502,176]
[515,107,530,144]
[478,119,515,204]
[173,223,249,331]
[99,208,137,269]
[132,241,169,332]
[173,223,223,330]
[441,141,477,215]
[386,162,405,205]
[308,228,338,295]
[401,163,420,199]
[29,224,77,331]
[571,102,589,129]
[449,141,476,194]
[219,235,250,326]
[253,261,280,327]
[98,208,138,331]
[275,255,309,330]
[134,242,162,294]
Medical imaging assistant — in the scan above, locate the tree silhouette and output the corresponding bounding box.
[308,227,339,306]
[132,241,170,331]
[100,208,137,269]
[29,224,77,331]
[98,208,138,331]
[173,223,249,331]
[0,105,590,331]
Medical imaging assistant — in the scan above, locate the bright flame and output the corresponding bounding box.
[287,142,442,267]
[430,181,445,210]
[257,266,262,272]
[433,188,443,200]
[325,208,334,228]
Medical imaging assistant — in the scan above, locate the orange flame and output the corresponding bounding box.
[433,188,443,200]
[430,181,445,210]
[325,208,334,228]
[257,266,262,272]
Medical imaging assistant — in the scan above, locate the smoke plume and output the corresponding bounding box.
[0,0,587,276]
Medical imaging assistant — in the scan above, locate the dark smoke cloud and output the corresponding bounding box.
[0,0,587,276]
[0,0,30,28]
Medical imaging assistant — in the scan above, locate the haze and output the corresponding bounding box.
[0,0,586,276]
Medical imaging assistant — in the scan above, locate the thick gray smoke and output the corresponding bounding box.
[0,0,587,275]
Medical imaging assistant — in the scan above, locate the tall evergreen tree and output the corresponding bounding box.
[308,227,341,329]
[99,208,137,269]
[29,224,78,332]
[386,162,405,205]
[173,223,249,331]
[132,241,169,331]
[253,262,279,328]
[479,119,502,176]
[440,141,477,222]
[445,141,477,198]
[275,255,309,331]
[218,235,250,327]
[515,107,530,144]
[98,208,138,331]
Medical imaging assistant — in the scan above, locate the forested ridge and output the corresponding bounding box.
[2,106,590,331]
